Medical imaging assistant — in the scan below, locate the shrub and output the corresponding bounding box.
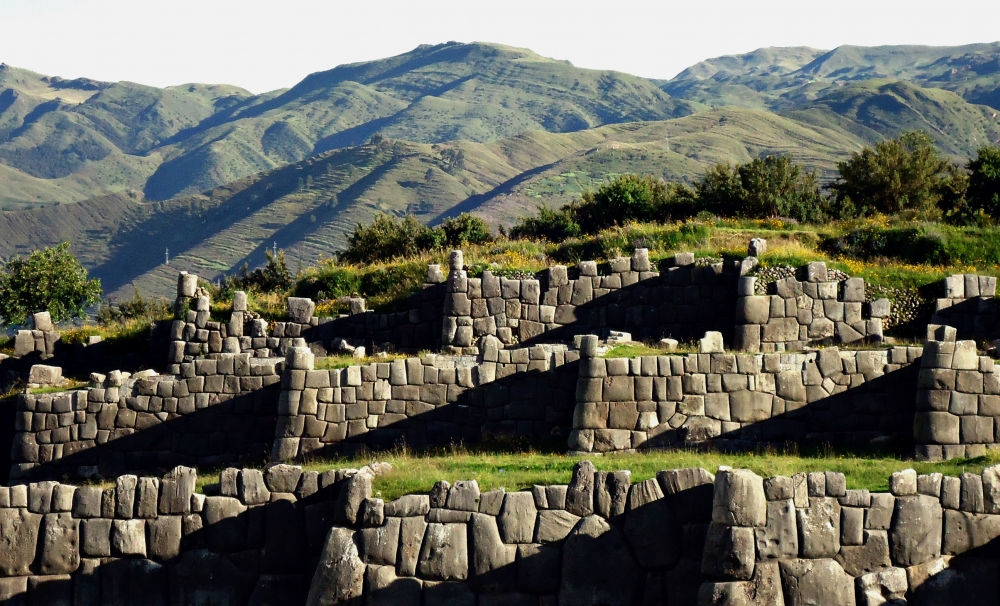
[96,286,172,326]
[965,145,1000,219]
[0,242,102,325]
[341,214,442,263]
[697,156,826,222]
[829,131,957,217]
[223,249,294,294]
[509,206,582,241]
[441,213,492,247]
[572,174,695,232]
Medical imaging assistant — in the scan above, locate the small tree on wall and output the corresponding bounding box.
[0,242,102,325]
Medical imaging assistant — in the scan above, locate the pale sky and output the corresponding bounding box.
[2,0,1000,94]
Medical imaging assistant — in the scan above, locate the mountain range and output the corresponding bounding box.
[1,41,999,298]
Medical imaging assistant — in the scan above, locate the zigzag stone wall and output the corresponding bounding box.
[272,339,579,461]
[10,355,283,482]
[440,249,741,352]
[568,335,922,454]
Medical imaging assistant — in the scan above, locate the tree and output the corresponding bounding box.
[510,206,582,241]
[341,214,441,263]
[696,156,826,222]
[569,174,697,233]
[441,213,492,247]
[0,242,102,325]
[965,145,1000,218]
[829,131,953,216]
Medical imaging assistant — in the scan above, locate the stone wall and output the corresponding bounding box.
[931,273,999,341]
[271,340,580,461]
[913,326,1000,461]
[734,262,891,352]
[440,249,740,352]
[0,462,389,605]
[166,271,446,372]
[303,462,1000,606]
[568,335,922,454]
[9,354,283,482]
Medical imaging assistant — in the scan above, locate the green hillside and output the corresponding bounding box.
[0,106,871,299]
[2,41,1000,301]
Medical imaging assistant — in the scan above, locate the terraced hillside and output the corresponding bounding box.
[0,42,695,208]
[2,41,1000,301]
[0,106,872,299]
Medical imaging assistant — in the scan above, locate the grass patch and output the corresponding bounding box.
[191,444,1000,500]
[314,353,411,370]
[604,343,698,358]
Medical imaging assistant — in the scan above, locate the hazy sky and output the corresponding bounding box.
[3,0,1000,93]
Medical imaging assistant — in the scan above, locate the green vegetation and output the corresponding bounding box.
[188,444,1000,500]
[0,243,102,324]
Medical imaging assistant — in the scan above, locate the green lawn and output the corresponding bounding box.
[192,443,1000,500]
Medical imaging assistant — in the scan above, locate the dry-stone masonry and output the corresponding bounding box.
[931,273,999,340]
[569,335,922,454]
[734,262,891,352]
[272,341,579,460]
[913,325,1000,461]
[441,248,740,352]
[10,356,282,481]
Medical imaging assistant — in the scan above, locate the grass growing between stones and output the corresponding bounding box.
[189,443,1000,501]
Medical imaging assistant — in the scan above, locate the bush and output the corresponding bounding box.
[965,145,1000,219]
[509,206,582,241]
[829,131,956,217]
[96,286,172,326]
[341,214,442,263]
[441,213,492,247]
[0,242,102,325]
[222,249,294,294]
[572,174,695,232]
[697,156,826,222]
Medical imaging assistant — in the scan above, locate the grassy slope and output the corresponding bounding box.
[0,106,870,299]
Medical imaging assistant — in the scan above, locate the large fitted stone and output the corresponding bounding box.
[779,558,856,606]
[702,523,755,581]
[890,495,942,566]
[498,492,537,544]
[306,527,364,606]
[0,508,40,575]
[798,497,841,558]
[559,516,641,606]
[418,523,468,581]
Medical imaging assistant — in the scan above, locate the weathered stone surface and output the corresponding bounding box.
[147,515,182,561]
[111,519,146,557]
[38,512,79,575]
[287,297,316,323]
[565,460,596,517]
[385,495,430,518]
[755,499,798,560]
[470,513,516,591]
[713,469,766,527]
[941,509,1000,554]
[856,567,907,606]
[264,464,303,493]
[238,469,271,506]
[516,543,559,594]
[535,509,581,543]
[81,518,112,558]
[498,492,537,544]
[697,561,782,606]
[336,472,372,525]
[306,527,364,606]
[836,530,891,577]
[798,497,841,558]
[623,493,681,568]
[203,496,247,553]
[559,515,642,606]
[446,480,480,512]
[0,508,40,575]
[159,466,196,515]
[365,565,421,606]
[890,495,942,566]
[778,558,856,606]
[357,517,401,567]
[702,522,756,581]
[398,516,427,577]
[418,523,468,581]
